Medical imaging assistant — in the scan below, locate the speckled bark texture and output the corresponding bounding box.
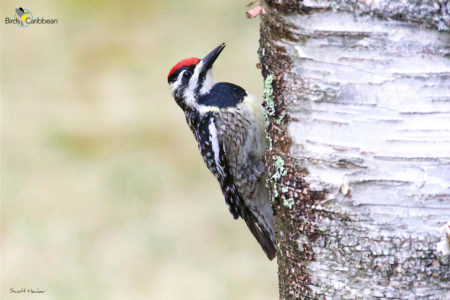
[260,1,450,299]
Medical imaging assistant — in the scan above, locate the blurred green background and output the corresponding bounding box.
[1,0,277,299]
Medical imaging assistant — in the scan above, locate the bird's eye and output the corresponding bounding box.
[183,71,192,78]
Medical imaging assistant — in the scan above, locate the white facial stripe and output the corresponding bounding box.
[199,70,215,95]
[177,61,216,109]
[170,70,185,96]
[189,60,203,92]
[183,61,203,107]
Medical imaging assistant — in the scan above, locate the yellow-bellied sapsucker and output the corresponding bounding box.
[167,43,275,260]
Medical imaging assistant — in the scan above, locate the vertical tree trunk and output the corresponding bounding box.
[259,1,450,299]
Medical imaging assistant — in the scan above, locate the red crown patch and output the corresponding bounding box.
[168,57,200,78]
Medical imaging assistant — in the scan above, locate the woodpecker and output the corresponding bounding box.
[167,43,276,260]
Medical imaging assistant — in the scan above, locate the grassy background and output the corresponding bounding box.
[1,0,277,299]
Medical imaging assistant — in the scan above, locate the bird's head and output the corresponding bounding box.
[168,43,226,109]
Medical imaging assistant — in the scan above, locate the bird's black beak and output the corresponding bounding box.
[199,42,226,76]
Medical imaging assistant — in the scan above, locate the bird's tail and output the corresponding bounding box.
[243,211,276,260]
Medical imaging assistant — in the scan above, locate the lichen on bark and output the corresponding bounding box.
[260,2,323,298]
[260,0,450,299]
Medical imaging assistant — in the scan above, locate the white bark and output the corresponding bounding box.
[260,1,450,299]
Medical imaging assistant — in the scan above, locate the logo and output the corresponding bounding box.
[5,7,58,28]
[14,7,33,28]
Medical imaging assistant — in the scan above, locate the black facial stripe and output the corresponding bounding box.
[196,70,207,91]
[168,65,196,83]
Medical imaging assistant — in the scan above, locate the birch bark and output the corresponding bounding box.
[259,1,450,299]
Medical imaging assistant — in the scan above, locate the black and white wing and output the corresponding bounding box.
[195,114,276,260]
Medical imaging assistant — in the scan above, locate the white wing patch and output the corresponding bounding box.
[208,118,224,177]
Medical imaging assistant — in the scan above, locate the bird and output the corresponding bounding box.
[167,42,276,260]
[15,8,28,25]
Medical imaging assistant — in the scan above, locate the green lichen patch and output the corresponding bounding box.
[269,155,288,202]
[283,197,295,209]
[274,155,286,173]
[276,110,286,125]
[264,73,275,118]
[260,6,319,298]
[263,72,275,151]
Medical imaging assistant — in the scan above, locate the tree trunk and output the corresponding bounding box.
[259,1,450,299]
